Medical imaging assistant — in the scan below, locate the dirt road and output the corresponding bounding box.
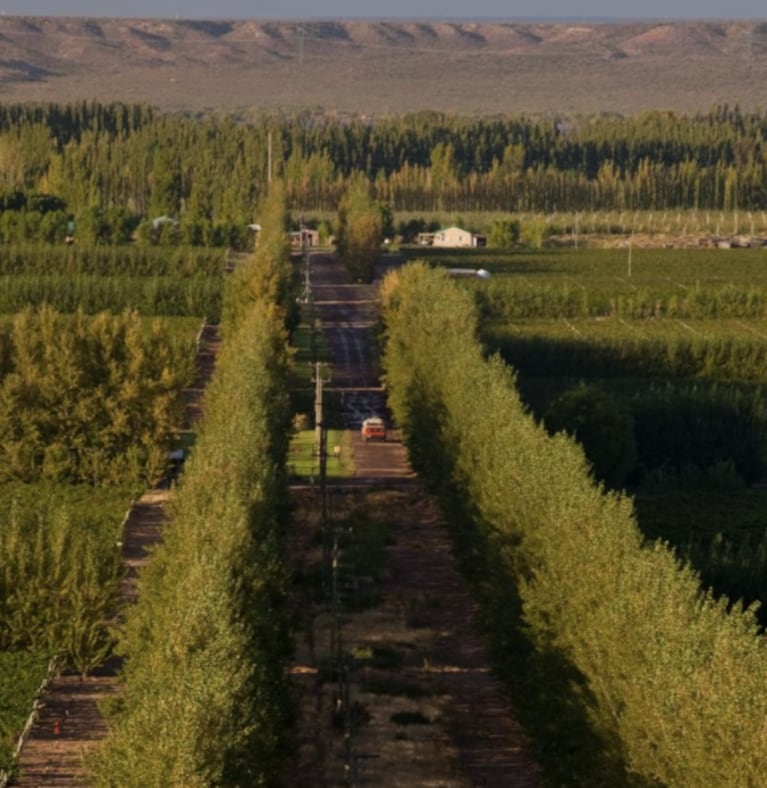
[10,257,541,786]
[286,254,541,787]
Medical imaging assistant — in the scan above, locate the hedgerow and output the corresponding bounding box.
[92,184,294,786]
[381,262,767,786]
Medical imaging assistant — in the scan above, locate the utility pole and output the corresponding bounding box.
[303,232,317,363]
[314,360,325,471]
[313,359,330,517]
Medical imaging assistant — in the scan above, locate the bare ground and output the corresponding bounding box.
[0,18,766,115]
[286,488,542,788]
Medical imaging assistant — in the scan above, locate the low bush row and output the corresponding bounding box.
[476,280,767,321]
[0,274,222,319]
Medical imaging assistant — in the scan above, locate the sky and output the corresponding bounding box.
[0,1,764,21]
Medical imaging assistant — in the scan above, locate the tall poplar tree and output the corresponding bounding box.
[335,177,384,283]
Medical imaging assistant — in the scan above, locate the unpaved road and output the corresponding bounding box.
[286,254,541,786]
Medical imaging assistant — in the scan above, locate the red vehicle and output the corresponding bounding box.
[361,417,386,442]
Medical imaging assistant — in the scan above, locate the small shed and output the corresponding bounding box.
[416,232,436,246]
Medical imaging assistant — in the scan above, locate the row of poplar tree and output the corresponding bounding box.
[2,103,767,241]
[90,184,295,785]
[380,262,767,786]
[0,307,194,488]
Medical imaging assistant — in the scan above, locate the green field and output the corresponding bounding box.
[407,245,767,278]
[288,430,354,480]
[489,316,767,342]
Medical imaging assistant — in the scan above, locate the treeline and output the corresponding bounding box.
[0,102,154,147]
[0,306,195,487]
[532,376,767,489]
[381,262,767,786]
[476,280,767,321]
[0,197,255,248]
[489,332,767,384]
[335,177,387,282]
[491,328,767,485]
[0,245,224,276]
[3,103,767,233]
[92,185,294,785]
[0,273,222,319]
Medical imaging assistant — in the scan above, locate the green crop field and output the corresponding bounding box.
[409,246,767,281]
[487,317,767,344]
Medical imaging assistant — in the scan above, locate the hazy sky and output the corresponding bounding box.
[0,1,764,21]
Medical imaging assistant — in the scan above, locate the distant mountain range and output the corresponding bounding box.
[0,17,765,115]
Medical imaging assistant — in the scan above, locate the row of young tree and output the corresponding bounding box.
[0,485,131,679]
[380,262,767,786]
[4,104,767,236]
[0,245,225,276]
[0,274,222,319]
[476,280,767,322]
[490,332,767,386]
[92,185,295,785]
[535,376,767,490]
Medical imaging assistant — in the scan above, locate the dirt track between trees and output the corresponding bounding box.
[10,324,220,787]
[285,254,541,786]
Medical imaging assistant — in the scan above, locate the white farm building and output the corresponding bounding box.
[432,226,486,248]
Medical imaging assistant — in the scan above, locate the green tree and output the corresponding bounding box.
[544,382,637,489]
[488,218,520,248]
[336,178,383,282]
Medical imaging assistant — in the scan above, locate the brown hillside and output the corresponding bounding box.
[0,17,765,114]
